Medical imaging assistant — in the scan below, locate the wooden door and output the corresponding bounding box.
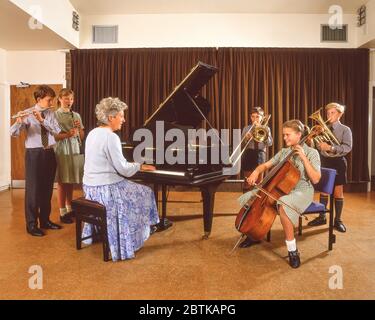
[10,84,62,182]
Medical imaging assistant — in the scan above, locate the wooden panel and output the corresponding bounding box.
[10,85,62,181]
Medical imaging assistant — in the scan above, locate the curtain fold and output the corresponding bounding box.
[71,47,369,183]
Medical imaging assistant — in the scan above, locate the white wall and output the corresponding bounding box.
[0,49,6,84]
[80,13,357,48]
[0,50,66,189]
[357,0,375,47]
[10,0,79,48]
[6,51,66,85]
[0,48,10,190]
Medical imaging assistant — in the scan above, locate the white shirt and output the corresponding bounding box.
[10,104,61,148]
[83,127,141,186]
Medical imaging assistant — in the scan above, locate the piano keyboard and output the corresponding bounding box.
[140,169,186,177]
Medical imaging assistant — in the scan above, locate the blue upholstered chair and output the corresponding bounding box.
[266,167,337,250]
[300,167,337,250]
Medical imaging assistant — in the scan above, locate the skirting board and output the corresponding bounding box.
[11,180,25,189]
[0,185,10,192]
[12,181,58,189]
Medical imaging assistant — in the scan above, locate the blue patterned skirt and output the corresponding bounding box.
[82,179,160,261]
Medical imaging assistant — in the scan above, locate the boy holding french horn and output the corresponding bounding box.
[308,102,353,233]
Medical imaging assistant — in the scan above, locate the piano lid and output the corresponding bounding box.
[144,61,218,128]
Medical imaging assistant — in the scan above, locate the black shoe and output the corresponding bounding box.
[27,227,45,237]
[66,211,76,219]
[307,216,327,227]
[40,221,62,230]
[156,218,173,232]
[60,214,74,224]
[288,249,301,269]
[150,225,157,236]
[334,220,346,233]
[239,236,261,248]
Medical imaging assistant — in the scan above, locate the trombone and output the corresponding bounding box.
[229,114,271,166]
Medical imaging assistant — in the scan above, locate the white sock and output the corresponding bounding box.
[285,239,297,252]
[66,205,72,213]
[60,208,68,217]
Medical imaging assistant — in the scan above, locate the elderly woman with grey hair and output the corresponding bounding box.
[82,97,159,261]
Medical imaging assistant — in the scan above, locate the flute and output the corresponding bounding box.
[11,106,54,119]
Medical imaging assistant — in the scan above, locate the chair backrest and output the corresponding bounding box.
[313,167,337,195]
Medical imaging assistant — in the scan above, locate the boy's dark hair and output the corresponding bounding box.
[250,107,265,116]
[34,85,56,102]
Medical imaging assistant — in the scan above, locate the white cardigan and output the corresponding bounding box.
[83,127,140,186]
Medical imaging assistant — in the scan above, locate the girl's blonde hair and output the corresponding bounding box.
[57,89,74,107]
[283,119,304,133]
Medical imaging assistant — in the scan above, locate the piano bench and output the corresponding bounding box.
[71,197,110,262]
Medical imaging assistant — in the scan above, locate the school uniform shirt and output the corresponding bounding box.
[10,105,61,148]
[320,121,352,158]
[242,125,273,151]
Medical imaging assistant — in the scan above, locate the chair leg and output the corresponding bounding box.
[76,216,82,250]
[298,217,302,236]
[328,196,335,251]
[266,230,271,242]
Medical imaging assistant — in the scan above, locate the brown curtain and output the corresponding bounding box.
[71,47,369,183]
[71,48,218,139]
[216,48,369,183]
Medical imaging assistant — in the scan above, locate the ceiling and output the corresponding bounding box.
[69,0,365,15]
[0,0,75,50]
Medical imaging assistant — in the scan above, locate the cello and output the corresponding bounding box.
[233,124,323,247]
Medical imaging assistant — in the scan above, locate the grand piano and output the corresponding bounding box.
[122,62,231,239]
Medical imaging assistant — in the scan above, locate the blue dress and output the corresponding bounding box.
[82,179,160,261]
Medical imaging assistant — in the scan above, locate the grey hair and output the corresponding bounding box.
[95,97,128,125]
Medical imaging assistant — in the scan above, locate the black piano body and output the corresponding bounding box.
[122,61,230,239]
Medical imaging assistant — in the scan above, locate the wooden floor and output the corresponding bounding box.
[0,188,374,300]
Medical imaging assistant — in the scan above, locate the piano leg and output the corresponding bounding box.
[154,184,173,232]
[200,183,220,240]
